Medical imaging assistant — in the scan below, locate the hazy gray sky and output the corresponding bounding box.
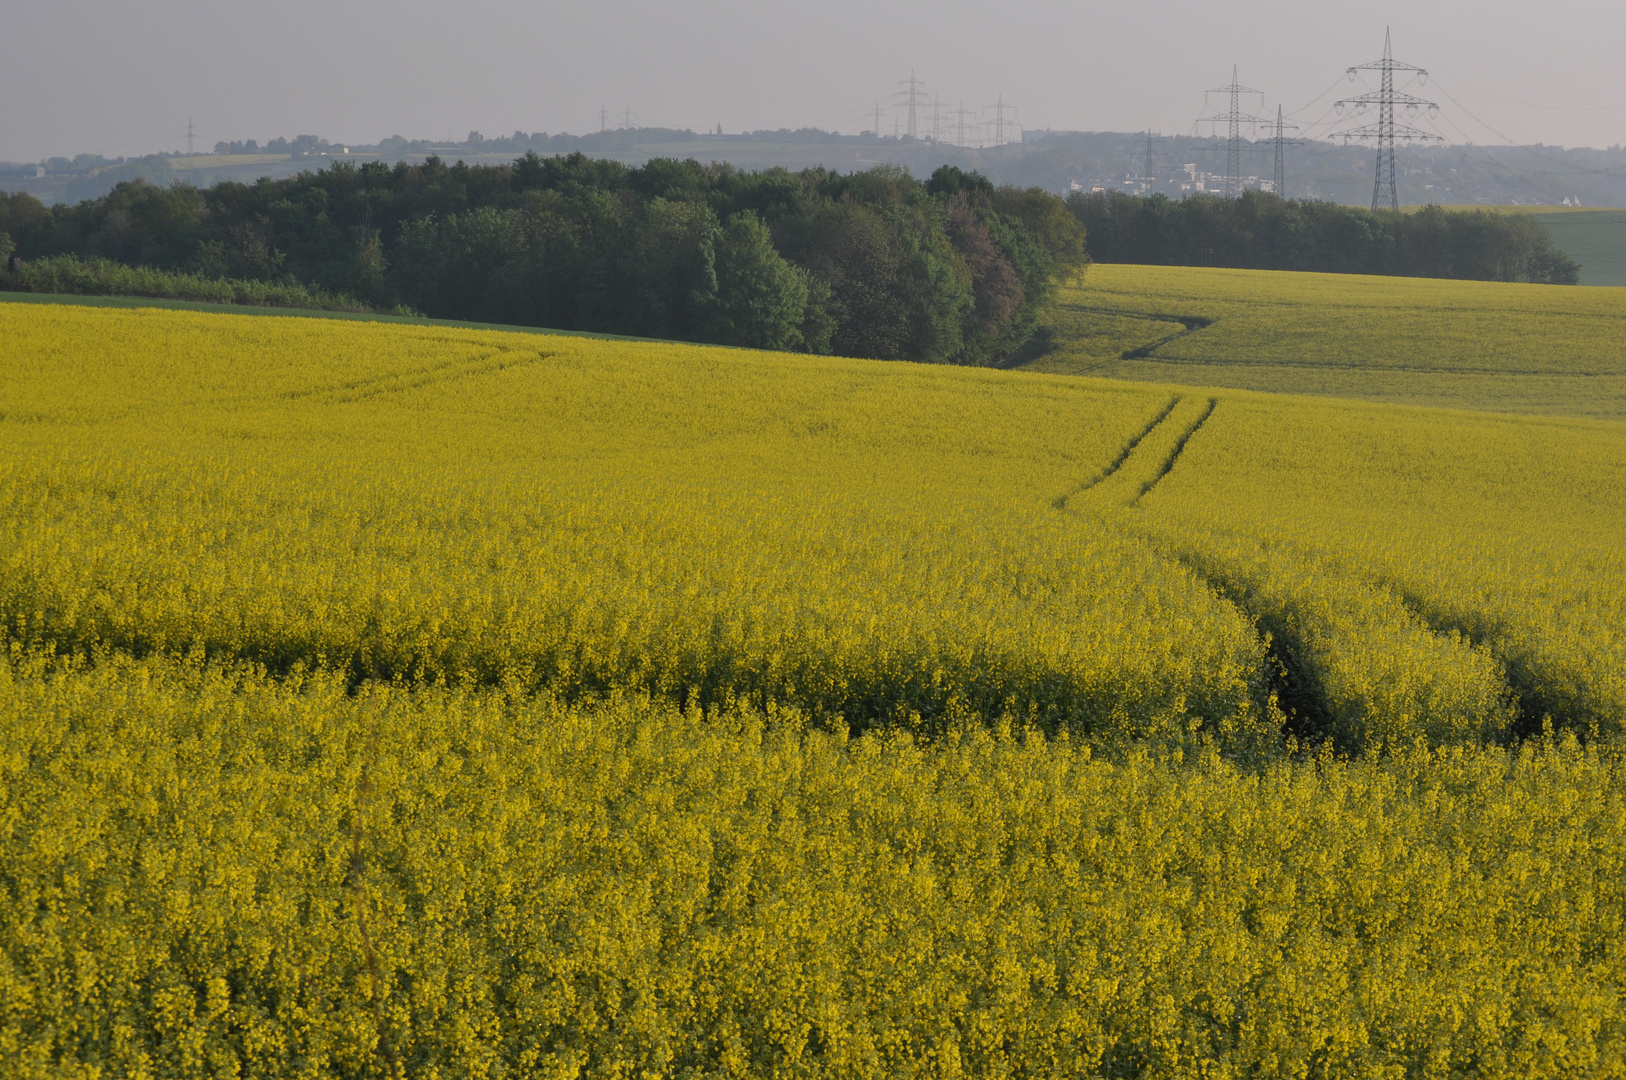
[4,0,1624,161]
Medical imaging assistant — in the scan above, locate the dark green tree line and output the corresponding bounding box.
[1,156,1086,364]
[1068,190,1580,284]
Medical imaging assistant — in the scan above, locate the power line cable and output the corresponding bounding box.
[1434,113,1581,203]
[1238,32,1389,81]
[1411,60,1626,112]
[1285,73,1369,125]
[1426,77,1626,177]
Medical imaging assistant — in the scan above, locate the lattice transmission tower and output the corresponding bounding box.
[1137,129,1161,195]
[1198,67,1270,197]
[954,100,975,148]
[1263,106,1302,197]
[895,71,926,138]
[1333,28,1442,212]
[986,93,1017,150]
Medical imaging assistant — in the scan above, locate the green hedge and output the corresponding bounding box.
[0,254,370,312]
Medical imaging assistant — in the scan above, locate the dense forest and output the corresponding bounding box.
[1071,189,1581,283]
[0,157,1085,365]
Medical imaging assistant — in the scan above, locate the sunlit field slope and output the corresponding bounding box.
[5,302,1626,1078]
[1023,264,1626,419]
[0,302,1272,739]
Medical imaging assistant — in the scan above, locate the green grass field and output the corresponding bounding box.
[1528,208,1626,286]
[5,296,1626,1076]
[1023,263,1626,418]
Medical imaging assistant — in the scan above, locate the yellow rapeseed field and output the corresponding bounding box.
[3,655,1623,1079]
[4,298,1626,1077]
[1135,393,1626,745]
[0,303,1273,740]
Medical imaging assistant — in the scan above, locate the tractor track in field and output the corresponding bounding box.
[1383,583,1579,742]
[1034,290,1606,747]
[1006,304,1215,374]
[1135,398,1217,503]
[1037,304,1217,372]
[1051,394,1336,734]
[280,346,551,404]
[1051,394,1182,509]
[1143,544,1336,742]
[1118,320,1216,361]
[1056,395,1220,512]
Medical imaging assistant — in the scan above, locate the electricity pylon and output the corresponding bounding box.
[895,71,926,138]
[1138,129,1160,195]
[954,100,975,147]
[1263,106,1302,197]
[986,93,1016,150]
[1198,67,1270,197]
[1333,28,1442,212]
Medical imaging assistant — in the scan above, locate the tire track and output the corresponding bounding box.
[1051,394,1181,509]
[1119,319,1215,361]
[1059,396,1217,513]
[1054,301,1214,331]
[1049,396,1312,737]
[1048,304,1217,364]
[282,346,551,403]
[1136,398,1217,502]
[1382,582,1589,742]
[1018,305,1216,375]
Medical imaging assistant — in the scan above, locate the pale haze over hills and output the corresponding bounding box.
[3,0,1625,162]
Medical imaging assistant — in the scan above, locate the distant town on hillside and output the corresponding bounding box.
[5,127,1626,208]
